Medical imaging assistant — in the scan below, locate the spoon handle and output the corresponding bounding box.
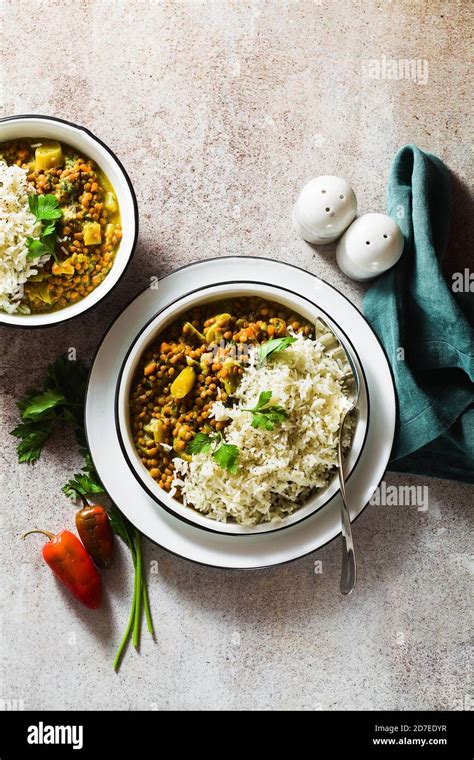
[338,409,357,595]
[339,492,357,595]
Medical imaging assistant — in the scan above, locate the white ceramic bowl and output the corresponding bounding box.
[0,115,138,327]
[115,281,369,536]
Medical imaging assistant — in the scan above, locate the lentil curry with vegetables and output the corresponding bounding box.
[129,297,313,496]
[0,138,121,312]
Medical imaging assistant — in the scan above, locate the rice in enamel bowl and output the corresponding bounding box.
[0,160,44,314]
[177,331,354,525]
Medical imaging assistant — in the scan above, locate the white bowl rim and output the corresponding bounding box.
[115,278,370,536]
[0,113,139,328]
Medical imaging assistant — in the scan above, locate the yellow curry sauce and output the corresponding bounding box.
[0,139,122,312]
[129,297,314,494]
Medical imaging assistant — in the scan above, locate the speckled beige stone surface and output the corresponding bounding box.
[0,0,472,711]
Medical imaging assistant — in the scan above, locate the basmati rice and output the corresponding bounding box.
[179,331,354,525]
[0,159,46,314]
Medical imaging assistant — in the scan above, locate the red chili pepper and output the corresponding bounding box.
[22,529,102,609]
[75,498,114,570]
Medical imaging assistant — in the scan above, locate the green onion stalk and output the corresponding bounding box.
[113,528,154,671]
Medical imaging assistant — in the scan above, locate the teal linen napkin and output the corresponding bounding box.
[363,145,474,483]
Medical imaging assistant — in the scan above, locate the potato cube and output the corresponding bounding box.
[35,141,64,170]
[104,191,118,213]
[83,222,102,246]
[105,223,115,244]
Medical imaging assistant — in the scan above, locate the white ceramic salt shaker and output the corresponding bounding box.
[293,176,357,244]
[336,213,404,281]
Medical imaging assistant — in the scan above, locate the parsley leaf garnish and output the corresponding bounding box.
[212,442,239,474]
[26,233,59,262]
[26,193,61,262]
[186,431,239,473]
[28,193,62,221]
[42,222,57,237]
[26,238,49,258]
[258,336,296,364]
[27,194,39,217]
[186,432,213,455]
[244,391,288,430]
[249,390,272,408]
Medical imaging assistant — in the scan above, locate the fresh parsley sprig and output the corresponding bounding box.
[244,391,288,430]
[186,431,239,474]
[11,357,86,462]
[62,457,105,499]
[258,335,296,364]
[26,193,62,262]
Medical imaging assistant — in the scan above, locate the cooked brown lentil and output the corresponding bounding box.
[0,138,122,313]
[129,297,314,494]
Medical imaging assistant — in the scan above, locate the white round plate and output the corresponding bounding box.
[85,257,396,569]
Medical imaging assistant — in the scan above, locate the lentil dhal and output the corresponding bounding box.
[0,138,122,312]
[129,297,314,495]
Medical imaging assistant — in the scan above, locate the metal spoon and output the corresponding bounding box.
[316,318,360,595]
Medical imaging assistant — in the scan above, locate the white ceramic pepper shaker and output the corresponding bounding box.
[336,213,404,281]
[293,175,357,244]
